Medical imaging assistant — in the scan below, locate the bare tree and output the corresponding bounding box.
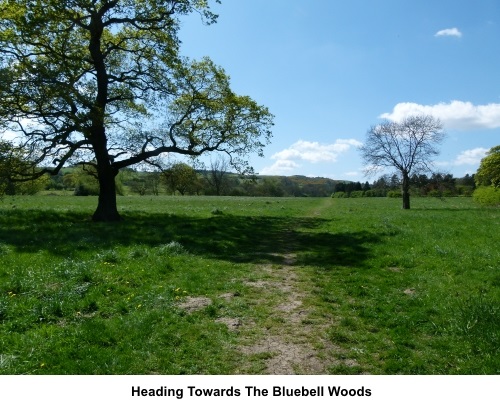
[360,115,445,209]
[204,155,230,195]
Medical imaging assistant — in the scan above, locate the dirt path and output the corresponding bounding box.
[236,256,332,373]
[235,198,344,374]
[178,199,351,374]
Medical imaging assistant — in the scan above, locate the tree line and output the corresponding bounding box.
[41,161,341,198]
[2,138,497,203]
[332,172,475,198]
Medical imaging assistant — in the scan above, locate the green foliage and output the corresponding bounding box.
[69,166,100,196]
[0,140,48,196]
[427,189,441,197]
[350,190,364,198]
[364,189,385,197]
[161,163,199,195]
[15,175,50,195]
[473,186,500,206]
[0,0,272,220]
[126,171,161,196]
[386,190,402,198]
[475,145,500,188]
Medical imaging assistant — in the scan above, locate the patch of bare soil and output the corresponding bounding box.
[177,296,212,313]
[176,294,243,332]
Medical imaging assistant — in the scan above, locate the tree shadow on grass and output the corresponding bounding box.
[0,209,380,269]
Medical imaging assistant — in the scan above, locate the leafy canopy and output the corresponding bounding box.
[0,140,48,196]
[0,0,272,176]
[475,145,500,188]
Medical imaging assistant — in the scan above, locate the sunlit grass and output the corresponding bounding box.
[0,195,498,374]
[304,197,500,374]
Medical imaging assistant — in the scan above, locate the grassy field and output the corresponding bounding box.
[0,195,499,374]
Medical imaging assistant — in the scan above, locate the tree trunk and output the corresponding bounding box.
[92,164,121,221]
[87,13,121,222]
[91,132,121,222]
[402,173,411,210]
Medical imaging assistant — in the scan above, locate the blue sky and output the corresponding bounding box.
[179,0,500,182]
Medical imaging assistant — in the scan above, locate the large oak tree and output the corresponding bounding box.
[360,115,445,209]
[0,0,273,220]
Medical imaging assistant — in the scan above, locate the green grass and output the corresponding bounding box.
[0,195,499,374]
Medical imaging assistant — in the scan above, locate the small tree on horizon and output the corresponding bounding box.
[161,162,198,195]
[475,145,500,188]
[204,155,230,196]
[360,115,445,209]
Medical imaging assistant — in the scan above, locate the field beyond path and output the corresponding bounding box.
[0,196,499,374]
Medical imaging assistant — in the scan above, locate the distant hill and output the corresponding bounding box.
[44,165,356,197]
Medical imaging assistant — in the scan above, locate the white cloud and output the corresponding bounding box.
[260,159,301,175]
[272,139,362,163]
[260,139,362,176]
[453,148,489,166]
[344,171,361,178]
[380,100,500,130]
[435,28,462,38]
[435,147,489,169]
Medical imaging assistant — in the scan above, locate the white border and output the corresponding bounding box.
[1,375,498,405]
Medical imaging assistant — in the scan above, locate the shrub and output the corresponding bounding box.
[350,190,364,198]
[428,190,442,198]
[457,185,474,197]
[473,186,500,206]
[74,183,99,196]
[332,191,346,198]
[364,189,385,197]
[387,190,402,198]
